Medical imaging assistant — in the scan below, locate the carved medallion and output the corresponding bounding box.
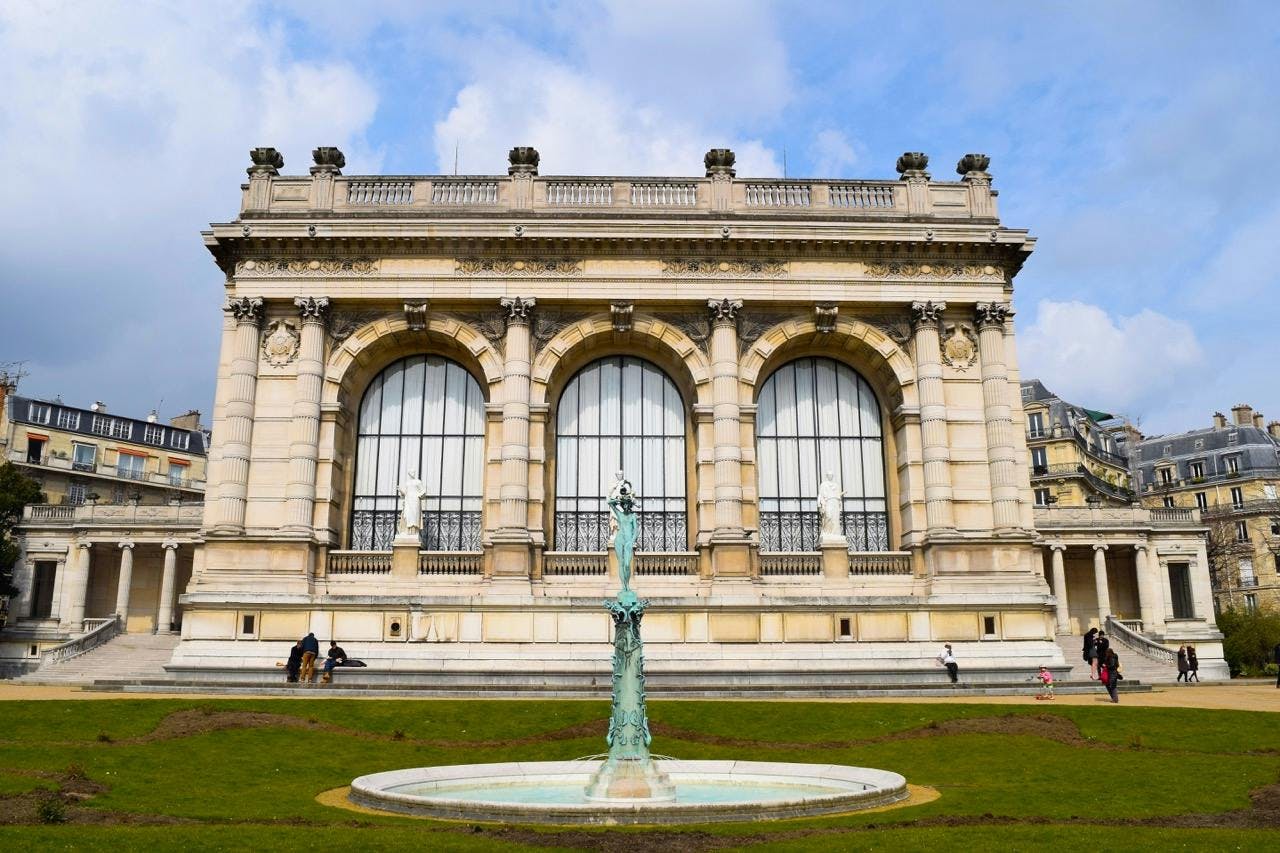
[456,258,582,276]
[662,259,787,278]
[940,323,978,370]
[262,320,300,366]
[236,258,379,277]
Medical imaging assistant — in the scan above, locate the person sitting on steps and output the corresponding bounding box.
[321,640,348,685]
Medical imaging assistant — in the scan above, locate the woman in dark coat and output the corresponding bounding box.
[1187,646,1199,683]
[1176,645,1190,683]
[1082,628,1099,679]
[1094,631,1110,678]
[1101,648,1122,703]
[285,641,303,683]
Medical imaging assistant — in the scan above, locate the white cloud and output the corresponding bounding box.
[808,129,860,177]
[1018,300,1206,424]
[432,9,787,177]
[0,2,381,417]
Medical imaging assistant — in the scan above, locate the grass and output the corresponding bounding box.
[0,698,1276,850]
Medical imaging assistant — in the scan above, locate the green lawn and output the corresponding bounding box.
[0,698,1276,851]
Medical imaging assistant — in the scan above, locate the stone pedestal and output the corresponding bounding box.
[391,536,419,581]
[821,540,849,580]
[490,538,532,579]
[710,541,752,578]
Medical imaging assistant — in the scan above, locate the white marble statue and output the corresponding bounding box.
[818,471,845,541]
[606,470,635,543]
[398,470,427,536]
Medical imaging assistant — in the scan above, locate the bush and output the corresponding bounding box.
[1217,606,1280,676]
[37,796,66,824]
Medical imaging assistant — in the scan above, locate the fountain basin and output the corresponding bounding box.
[350,760,909,825]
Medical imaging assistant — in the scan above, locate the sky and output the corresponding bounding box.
[1,1,1277,436]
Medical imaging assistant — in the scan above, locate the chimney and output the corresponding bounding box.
[169,409,202,431]
[1212,412,1227,429]
[1231,403,1253,426]
[1269,421,1280,440]
[0,373,14,413]
[90,401,106,413]
[147,410,159,424]
[1253,412,1264,429]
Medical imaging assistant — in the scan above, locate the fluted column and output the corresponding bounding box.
[1134,541,1163,633]
[910,301,956,534]
[1092,543,1112,622]
[63,541,92,633]
[283,296,330,533]
[213,297,264,533]
[1049,543,1070,634]
[114,539,135,625]
[497,297,534,535]
[975,302,1021,532]
[708,298,745,539]
[156,538,179,634]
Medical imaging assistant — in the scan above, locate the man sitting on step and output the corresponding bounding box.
[320,641,348,684]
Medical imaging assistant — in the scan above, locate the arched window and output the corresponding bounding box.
[756,357,889,552]
[350,356,484,551]
[554,356,687,551]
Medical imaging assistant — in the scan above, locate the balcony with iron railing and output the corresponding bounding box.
[1031,463,1134,502]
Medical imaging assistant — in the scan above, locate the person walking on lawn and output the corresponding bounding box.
[1176,645,1190,683]
[299,632,320,683]
[1187,645,1200,683]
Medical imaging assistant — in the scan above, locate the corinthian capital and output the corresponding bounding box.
[910,300,947,329]
[707,297,743,325]
[226,296,265,325]
[500,296,536,323]
[974,301,1015,329]
[294,296,331,323]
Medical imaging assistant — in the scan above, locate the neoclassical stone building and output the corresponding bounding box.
[176,145,1062,685]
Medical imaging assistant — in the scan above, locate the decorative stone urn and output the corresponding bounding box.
[247,147,283,176]
[704,148,737,177]
[311,146,346,174]
[508,146,540,176]
[956,153,991,176]
[895,151,930,177]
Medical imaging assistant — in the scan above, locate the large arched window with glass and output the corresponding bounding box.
[350,356,485,551]
[554,356,687,551]
[756,357,889,552]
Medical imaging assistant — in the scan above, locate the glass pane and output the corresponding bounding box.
[380,363,404,435]
[400,356,425,434]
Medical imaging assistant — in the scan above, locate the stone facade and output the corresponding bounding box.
[174,145,1066,684]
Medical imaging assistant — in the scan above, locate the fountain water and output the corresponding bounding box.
[348,473,910,825]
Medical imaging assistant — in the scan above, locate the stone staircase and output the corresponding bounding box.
[15,632,181,685]
[1054,633,1178,684]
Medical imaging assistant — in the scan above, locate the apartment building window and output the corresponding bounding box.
[171,432,190,450]
[1264,484,1277,500]
[110,419,132,440]
[56,410,80,430]
[1030,447,1047,474]
[1034,488,1052,506]
[1238,557,1255,587]
[1231,486,1244,508]
[1236,520,1249,542]
[1162,444,1172,457]
[71,443,96,472]
[1225,456,1240,475]
[66,482,87,505]
[169,460,189,486]
[1158,467,1173,485]
[1228,430,1239,445]
[25,436,46,464]
[1189,461,1204,479]
[1195,492,1208,510]
[91,415,110,435]
[143,424,165,445]
[1164,497,1176,508]
[1027,412,1045,438]
[27,403,51,424]
[116,452,146,481]
[1245,593,1258,612]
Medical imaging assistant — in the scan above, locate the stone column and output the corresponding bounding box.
[1092,543,1112,622]
[114,539,135,626]
[212,297,264,534]
[492,297,535,578]
[283,296,330,533]
[1049,544,1070,634]
[1134,541,1164,634]
[708,298,745,538]
[63,541,92,634]
[975,302,1021,532]
[156,539,179,634]
[910,301,956,535]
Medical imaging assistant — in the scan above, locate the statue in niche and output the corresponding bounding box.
[397,470,427,537]
[818,471,845,543]
[607,472,639,594]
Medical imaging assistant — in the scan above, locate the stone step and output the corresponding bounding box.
[14,632,180,684]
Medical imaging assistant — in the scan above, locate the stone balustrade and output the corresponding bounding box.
[543,552,608,576]
[759,553,822,576]
[22,503,204,526]
[634,552,700,576]
[418,551,483,575]
[1034,505,1202,529]
[327,550,392,575]
[848,552,913,576]
[242,174,991,221]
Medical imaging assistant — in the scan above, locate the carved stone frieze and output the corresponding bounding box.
[329,310,388,343]
[662,258,788,278]
[456,258,581,276]
[236,258,379,277]
[864,261,1003,281]
[610,301,634,333]
[262,320,300,367]
[940,322,978,370]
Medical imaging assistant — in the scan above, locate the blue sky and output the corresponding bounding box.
[1,1,1277,435]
